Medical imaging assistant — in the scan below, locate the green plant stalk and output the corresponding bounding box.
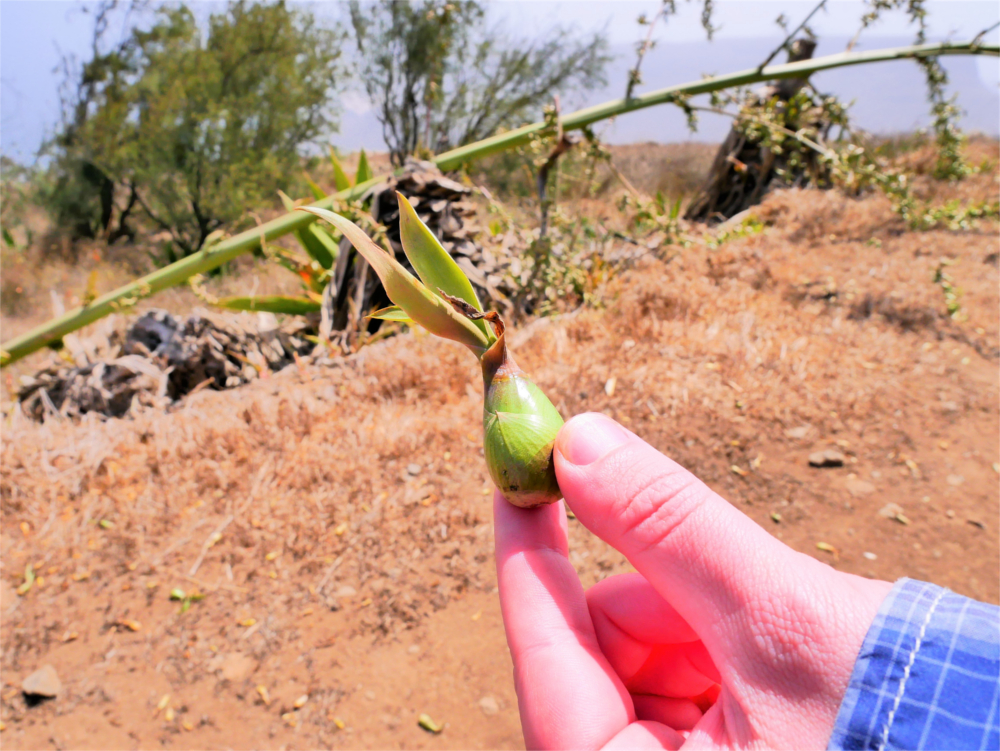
[433,41,998,170]
[3,40,996,367]
[0,175,377,366]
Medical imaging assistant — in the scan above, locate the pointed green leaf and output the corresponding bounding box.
[670,195,683,220]
[366,305,413,323]
[307,224,339,264]
[355,149,373,184]
[396,192,490,340]
[277,189,298,213]
[296,227,335,269]
[279,191,334,269]
[213,295,321,315]
[303,172,327,201]
[329,147,352,192]
[297,207,488,353]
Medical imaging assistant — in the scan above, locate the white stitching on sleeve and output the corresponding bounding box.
[877,588,947,751]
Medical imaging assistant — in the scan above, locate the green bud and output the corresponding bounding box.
[482,359,563,508]
[455,303,563,508]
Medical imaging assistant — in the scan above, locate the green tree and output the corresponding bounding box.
[39,1,141,244]
[46,0,346,256]
[349,0,609,165]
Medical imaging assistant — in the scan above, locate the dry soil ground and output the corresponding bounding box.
[1,147,998,750]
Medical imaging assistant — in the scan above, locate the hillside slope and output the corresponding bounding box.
[2,176,998,749]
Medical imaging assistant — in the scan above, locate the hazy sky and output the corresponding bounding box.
[2,0,998,162]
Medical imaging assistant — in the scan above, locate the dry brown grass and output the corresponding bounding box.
[1,156,998,748]
[1,136,998,749]
[465,142,716,208]
[606,142,717,198]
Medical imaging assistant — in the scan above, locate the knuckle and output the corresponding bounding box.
[606,450,709,556]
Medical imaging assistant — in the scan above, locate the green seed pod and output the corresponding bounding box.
[444,299,563,508]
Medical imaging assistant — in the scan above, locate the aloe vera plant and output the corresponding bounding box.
[300,195,564,508]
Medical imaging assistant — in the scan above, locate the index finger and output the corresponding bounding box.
[494,491,634,749]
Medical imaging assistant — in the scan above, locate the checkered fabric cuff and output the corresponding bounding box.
[828,578,1000,750]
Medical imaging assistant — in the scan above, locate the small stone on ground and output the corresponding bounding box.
[878,503,905,519]
[22,665,61,698]
[809,449,845,468]
[846,478,876,497]
[219,653,257,683]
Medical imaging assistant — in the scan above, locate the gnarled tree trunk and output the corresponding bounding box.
[685,39,825,223]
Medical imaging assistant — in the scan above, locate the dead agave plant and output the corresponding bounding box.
[299,196,564,508]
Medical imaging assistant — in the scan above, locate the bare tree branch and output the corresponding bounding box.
[536,96,581,238]
[758,0,827,71]
[625,3,670,100]
[972,21,1000,47]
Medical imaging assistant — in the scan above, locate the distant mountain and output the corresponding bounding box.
[334,35,999,151]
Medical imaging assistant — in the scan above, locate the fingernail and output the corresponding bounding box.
[557,413,630,466]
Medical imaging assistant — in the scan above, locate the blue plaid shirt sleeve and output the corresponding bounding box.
[828,578,1000,751]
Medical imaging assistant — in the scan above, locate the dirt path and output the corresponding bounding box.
[2,181,998,749]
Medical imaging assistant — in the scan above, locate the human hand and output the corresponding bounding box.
[494,412,893,750]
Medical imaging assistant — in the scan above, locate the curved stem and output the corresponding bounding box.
[3,39,997,367]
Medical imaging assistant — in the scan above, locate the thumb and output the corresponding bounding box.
[554,413,889,715]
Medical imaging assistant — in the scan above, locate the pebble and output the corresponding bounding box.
[220,653,257,683]
[407,464,422,476]
[785,426,811,440]
[479,696,500,716]
[22,664,62,698]
[878,503,905,519]
[863,552,878,561]
[845,478,876,497]
[809,449,845,468]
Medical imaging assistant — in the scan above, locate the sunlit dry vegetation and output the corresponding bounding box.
[2,134,997,748]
